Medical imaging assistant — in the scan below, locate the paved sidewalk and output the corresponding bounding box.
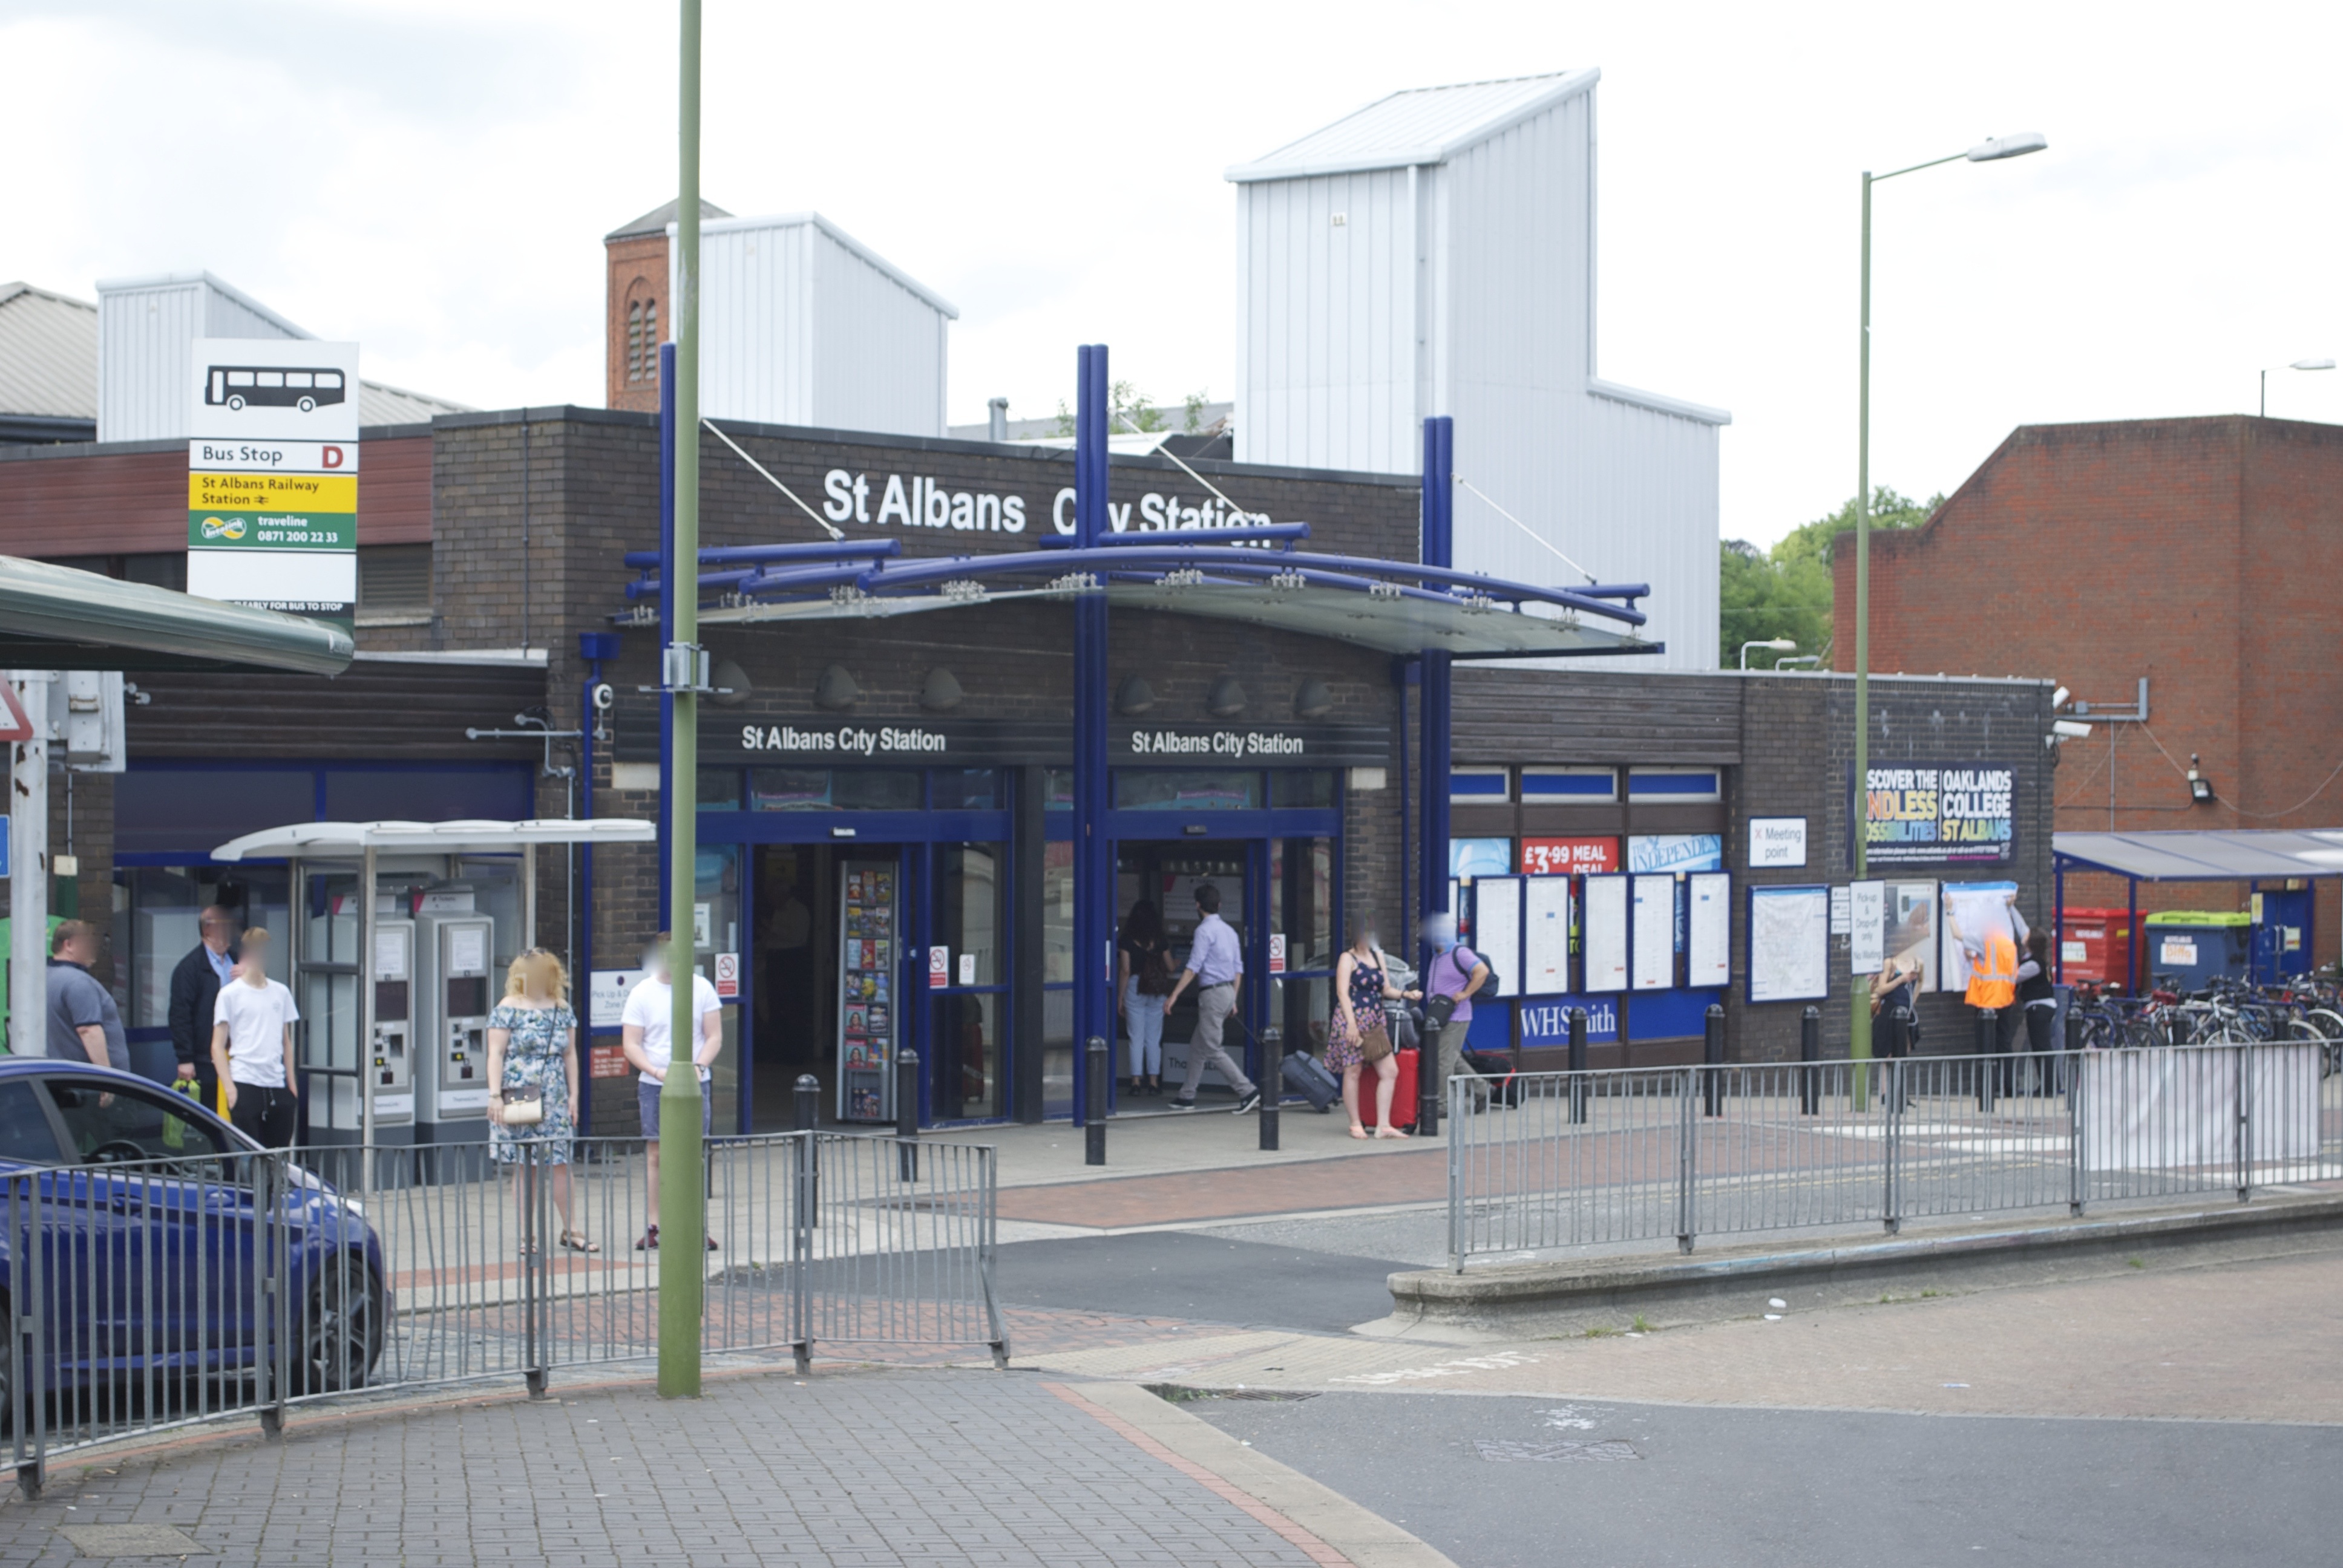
[0,1367,1437,1567]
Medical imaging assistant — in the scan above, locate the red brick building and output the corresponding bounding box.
[1833,414,2343,962]
[602,198,729,413]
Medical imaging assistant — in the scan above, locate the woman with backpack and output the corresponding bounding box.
[1117,899,1174,1096]
[1328,922,1421,1138]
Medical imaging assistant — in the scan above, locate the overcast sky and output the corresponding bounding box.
[5,0,2339,547]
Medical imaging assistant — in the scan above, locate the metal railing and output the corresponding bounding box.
[4,1129,1003,1494]
[1448,1040,2343,1270]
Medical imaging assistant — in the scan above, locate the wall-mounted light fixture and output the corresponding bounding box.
[2187,753,2214,804]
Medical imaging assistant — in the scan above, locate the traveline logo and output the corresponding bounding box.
[742,724,948,756]
[1130,731,1306,758]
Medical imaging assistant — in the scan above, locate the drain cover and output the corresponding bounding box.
[1474,1439,1639,1463]
[59,1524,204,1557]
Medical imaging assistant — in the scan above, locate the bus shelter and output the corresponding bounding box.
[209,818,654,1180]
[2051,829,2343,987]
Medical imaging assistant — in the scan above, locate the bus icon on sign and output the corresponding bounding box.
[205,365,348,414]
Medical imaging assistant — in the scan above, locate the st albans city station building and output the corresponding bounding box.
[0,74,2060,1137]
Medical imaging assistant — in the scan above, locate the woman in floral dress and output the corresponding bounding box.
[1328,922,1421,1139]
[485,948,595,1252]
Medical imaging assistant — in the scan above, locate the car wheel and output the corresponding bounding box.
[295,1253,384,1394]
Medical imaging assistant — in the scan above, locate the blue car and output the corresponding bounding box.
[0,1059,388,1418]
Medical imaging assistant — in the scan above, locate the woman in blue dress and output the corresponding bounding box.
[485,948,595,1252]
[1328,922,1420,1139]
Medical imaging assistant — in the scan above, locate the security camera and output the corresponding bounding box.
[2051,719,2092,740]
[591,682,615,712]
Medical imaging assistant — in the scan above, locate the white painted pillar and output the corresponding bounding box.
[8,671,52,1059]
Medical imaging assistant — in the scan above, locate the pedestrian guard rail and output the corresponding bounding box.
[3,1129,1003,1494]
[1447,1041,2342,1271]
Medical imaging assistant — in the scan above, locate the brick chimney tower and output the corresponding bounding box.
[604,197,730,411]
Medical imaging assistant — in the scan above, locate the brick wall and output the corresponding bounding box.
[606,233,668,413]
[1832,415,2343,962]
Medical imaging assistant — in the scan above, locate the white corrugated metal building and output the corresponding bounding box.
[1227,70,1728,670]
[93,271,468,442]
[677,213,956,439]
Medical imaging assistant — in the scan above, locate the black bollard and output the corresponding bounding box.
[896,1048,920,1180]
[1568,1007,1588,1125]
[1887,1005,1912,1112]
[1702,1003,1725,1117]
[1800,1005,1821,1116]
[1084,1036,1109,1166]
[1976,1008,1997,1112]
[1259,1027,1282,1152]
[793,1073,821,1133]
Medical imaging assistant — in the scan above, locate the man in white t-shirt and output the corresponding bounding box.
[209,927,301,1148]
[620,932,724,1251]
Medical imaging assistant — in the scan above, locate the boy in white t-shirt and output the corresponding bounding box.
[620,932,724,1251]
[209,928,301,1148]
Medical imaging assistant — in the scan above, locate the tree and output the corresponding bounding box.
[1719,486,1941,667]
[1052,381,1167,437]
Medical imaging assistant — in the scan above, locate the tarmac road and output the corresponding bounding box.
[1193,1388,2343,1568]
[992,1230,1411,1333]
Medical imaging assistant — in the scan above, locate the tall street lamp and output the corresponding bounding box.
[2262,358,2335,417]
[1742,637,1797,670]
[1852,130,2045,1068]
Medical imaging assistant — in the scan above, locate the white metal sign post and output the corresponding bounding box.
[6,672,48,1059]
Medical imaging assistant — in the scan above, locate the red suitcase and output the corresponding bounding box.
[1377,1047,1420,1132]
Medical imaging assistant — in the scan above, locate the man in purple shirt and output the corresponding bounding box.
[1422,913,1492,1113]
[1161,884,1261,1114]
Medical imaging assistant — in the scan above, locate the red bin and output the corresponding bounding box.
[2057,906,2134,988]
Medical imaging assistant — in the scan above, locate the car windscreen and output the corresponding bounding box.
[45,1079,231,1165]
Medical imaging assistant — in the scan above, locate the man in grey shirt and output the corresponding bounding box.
[1161,884,1260,1114]
[45,920,124,1069]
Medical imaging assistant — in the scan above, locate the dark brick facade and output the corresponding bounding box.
[1832,416,2343,959]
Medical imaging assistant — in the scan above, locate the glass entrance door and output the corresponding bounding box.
[1118,842,1253,1103]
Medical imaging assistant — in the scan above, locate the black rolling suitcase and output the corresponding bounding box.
[1282,1052,1340,1112]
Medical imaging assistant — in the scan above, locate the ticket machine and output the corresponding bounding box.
[415,911,495,1144]
[369,918,418,1142]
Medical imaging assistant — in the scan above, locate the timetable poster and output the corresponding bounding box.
[837,860,899,1122]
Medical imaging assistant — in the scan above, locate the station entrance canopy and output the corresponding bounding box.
[621,532,1663,660]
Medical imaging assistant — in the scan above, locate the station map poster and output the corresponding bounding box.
[1941,880,2021,993]
[1582,874,1629,993]
[1473,875,1524,999]
[1688,872,1731,988]
[1850,764,2016,867]
[1630,875,1676,990]
[1748,884,1830,1003]
[1522,876,1572,994]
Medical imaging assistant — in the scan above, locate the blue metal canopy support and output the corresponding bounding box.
[1419,416,1454,952]
[1072,345,1113,1129]
[658,341,677,933]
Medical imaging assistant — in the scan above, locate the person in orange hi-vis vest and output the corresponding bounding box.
[1945,890,2028,1093]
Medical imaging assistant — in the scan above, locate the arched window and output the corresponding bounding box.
[626,293,660,384]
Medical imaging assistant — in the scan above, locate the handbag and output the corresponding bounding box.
[500,1086,545,1126]
[1357,1018,1394,1064]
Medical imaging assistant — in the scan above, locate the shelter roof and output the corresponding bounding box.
[2052,829,2343,881]
[0,554,353,674]
[212,818,657,861]
[1226,70,1599,183]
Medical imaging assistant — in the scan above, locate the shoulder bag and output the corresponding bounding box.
[500,1086,545,1126]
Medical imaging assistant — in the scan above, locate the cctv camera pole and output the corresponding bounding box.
[659,0,706,1400]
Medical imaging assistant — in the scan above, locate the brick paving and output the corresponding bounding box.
[0,1367,1336,1567]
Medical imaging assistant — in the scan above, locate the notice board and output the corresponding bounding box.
[1631,875,1676,991]
[1474,875,1524,999]
[1522,875,1572,995]
[1687,872,1731,988]
[1582,874,1629,993]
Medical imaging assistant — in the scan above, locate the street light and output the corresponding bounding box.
[2261,358,2335,417]
[1852,129,2045,1070]
[1740,637,1797,670]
